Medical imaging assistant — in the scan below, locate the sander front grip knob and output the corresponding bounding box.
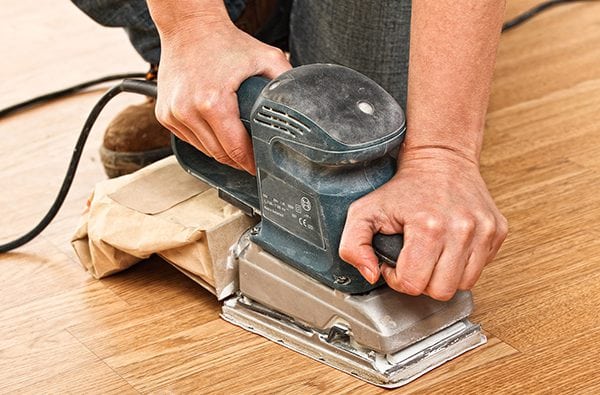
[372,233,404,267]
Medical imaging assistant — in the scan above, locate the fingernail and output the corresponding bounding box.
[381,265,393,278]
[359,266,376,284]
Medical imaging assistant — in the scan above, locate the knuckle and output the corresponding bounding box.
[385,276,405,294]
[347,201,365,217]
[155,112,169,127]
[450,217,475,236]
[338,246,351,262]
[479,215,497,237]
[416,214,444,236]
[154,104,170,125]
[397,278,426,296]
[339,246,366,266]
[171,104,195,123]
[427,286,456,301]
[195,90,222,114]
[498,216,509,238]
[268,47,286,60]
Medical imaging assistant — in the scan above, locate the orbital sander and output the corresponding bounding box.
[172,64,486,387]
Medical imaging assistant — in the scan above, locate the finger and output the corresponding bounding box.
[458,216,498,290]
[175,118,243,170]
[201,91,256,174]
[459,250,487,291]
[381,221,444,296]
[339,208,381,285]
[174,108,243,170]
[459,217,508,290]
[172,123,235,170]
[424,218,475,300]
[425,241,472,301]
[257,48,292,79]
[488,215,508,263]
[168,117,208,154]
[154,102,197,147]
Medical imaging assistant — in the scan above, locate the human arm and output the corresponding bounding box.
[146,0,292,174]
[339,0,508,300]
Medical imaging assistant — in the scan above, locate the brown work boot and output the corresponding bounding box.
[100,65,172,178]
[100,100,172,178]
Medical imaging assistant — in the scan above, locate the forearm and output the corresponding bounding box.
[405,0,505,163]
[147,0,232,36]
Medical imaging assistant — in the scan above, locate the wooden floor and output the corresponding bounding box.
[1,1,599,393]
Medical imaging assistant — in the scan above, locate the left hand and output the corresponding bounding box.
[339,147,508,301]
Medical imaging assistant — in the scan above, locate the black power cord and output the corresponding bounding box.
[0,73,146,118]
[0,79,156,253]
[0,0,597,253]
[502,0,596,32]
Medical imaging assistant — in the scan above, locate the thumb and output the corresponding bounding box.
[339,217,380,284]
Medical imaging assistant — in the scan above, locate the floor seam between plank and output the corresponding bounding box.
[65,327,141,394]
[485,330,522,354]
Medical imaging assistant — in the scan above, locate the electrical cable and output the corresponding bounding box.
[502,0,596,32]
[0,0,597,252]
[0,72,146,118]
[0,79,156,253]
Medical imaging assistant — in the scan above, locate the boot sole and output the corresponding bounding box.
[100,145,173,178]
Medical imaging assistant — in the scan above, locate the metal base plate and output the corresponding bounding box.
[222,295,486,388]
[237,239,478,354]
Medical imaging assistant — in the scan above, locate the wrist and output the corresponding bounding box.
[148,1,233,40]
[398,144,481,170]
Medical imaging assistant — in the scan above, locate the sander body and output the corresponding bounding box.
[172,64,486,387]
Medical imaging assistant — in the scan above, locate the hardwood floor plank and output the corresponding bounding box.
[477,272,600,351]
[0,239,92,311]
[0,277,129,351]
[490,2,600,112]
[420,330,600,394]
[484,79,600,168]
[68,294,219,360]
[13,360,137,395]
[1,0,599,393]
[0,329,98,393]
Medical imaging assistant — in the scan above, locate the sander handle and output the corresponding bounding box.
[238,76,270,131]
[373,234,403,268]
[237,76,405,268]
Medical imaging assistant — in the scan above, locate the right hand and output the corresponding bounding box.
[154,17,292,174]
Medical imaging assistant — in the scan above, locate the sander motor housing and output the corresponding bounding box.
[173,64,406,293]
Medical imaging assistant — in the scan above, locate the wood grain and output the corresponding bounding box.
[1,0,599,393]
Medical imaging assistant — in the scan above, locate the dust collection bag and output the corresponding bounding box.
[72,156,257,299]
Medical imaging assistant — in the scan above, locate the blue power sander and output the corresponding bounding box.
[172,64,486,387]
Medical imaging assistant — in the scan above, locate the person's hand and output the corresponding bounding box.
[154,17,291,174]
[339,148,508,301]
